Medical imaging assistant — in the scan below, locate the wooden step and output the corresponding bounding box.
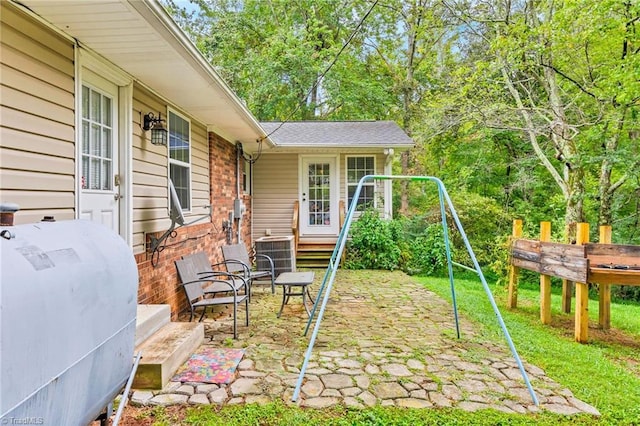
[296,243,335,268]
[133,322,204,389]
[297,244,335,252]
[135,304,170,347]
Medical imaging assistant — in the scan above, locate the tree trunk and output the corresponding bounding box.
[399,150,410,215]
[598,109,628,227]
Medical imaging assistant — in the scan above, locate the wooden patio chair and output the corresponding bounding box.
[222,243,275,294]
[175,257,249,339]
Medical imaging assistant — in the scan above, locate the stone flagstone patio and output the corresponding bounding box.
[131,269,600,416]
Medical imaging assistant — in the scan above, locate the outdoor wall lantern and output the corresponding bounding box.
[142,112,168,146]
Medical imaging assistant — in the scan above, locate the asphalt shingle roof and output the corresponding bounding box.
[259,121,414,148]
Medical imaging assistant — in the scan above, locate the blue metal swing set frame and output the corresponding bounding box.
[292,175,539,406]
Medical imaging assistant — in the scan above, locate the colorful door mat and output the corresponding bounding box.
[172,347,245,384]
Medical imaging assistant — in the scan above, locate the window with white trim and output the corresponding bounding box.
[346,156,375,211]
[81,85,113,191]
[169,111,191,211]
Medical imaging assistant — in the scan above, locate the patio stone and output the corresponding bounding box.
[382,363,412,377]
[396,398,433,408]
[188,394,210,405]
[196,384,219,394]
[428,392,452,407]
[148,394,188,406]
[230,378,261,396]
[302,397,340,408]
[407,359,425,370]
[340,387,362,397]
[237,359,254,370]
[208,388,228,404]
[127,269,600,418]
[336,359,362,369]
[130,390,154,406]
[321,389,342,397]
[355,375,370,389]
[543,404,583,415]
[301,380,324,397]
[321,374,352,389]
[458,401,490,412]
[364,364,380,374]
[245,395,272,405]
[343,396,364,409]
[372,382,408,399]
[175,385,195,396]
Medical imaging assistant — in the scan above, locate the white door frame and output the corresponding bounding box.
[299,155,339,236]
[76,47,133,245]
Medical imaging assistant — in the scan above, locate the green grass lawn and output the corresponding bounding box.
[419,275,640,424]
[128,272,640,425]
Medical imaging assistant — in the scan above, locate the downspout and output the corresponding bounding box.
[236,142,243,243]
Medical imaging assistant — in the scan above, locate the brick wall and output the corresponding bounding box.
[135,132,253,319]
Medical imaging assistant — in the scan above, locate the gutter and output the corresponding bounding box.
[133,0,273,147]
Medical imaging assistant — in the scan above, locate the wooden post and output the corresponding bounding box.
[575,222,590,343]
[561,279,573,313]
[598,225,612,329]
[540,221,552,324]
[508,219,523,309]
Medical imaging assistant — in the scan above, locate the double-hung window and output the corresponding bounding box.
[169,111,190,211]
[346,156,375,211]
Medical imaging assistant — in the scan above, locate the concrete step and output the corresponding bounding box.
[135,304,171,347]
[133,322,204,390]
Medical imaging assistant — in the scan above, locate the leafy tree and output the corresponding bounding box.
[441,0,640,241]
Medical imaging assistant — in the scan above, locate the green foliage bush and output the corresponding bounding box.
[395,217,451,275]
[344,210,400,270]
[346,192,511,277]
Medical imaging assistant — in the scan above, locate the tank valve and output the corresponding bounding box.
[0,202,20,226]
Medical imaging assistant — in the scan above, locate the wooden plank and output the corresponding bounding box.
[538,250,588,283]
[589,269,640,286]
[512,257,541,273]
[513,238,541,253]
[589,254,640,268]
[540,241,586,258]
[540,222,552,325]
[511,247,541,263]
[586,243,640,257]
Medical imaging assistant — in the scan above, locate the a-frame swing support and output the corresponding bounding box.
[292,175,539,406]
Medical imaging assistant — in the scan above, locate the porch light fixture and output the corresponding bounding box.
[142,112,168,146]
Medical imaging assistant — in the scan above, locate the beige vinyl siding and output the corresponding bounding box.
[131,84,209,254]
[0,2,76,224]
[252,151,386,240]
[252,153,299,238]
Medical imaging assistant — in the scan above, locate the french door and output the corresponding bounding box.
[300,156,339,236]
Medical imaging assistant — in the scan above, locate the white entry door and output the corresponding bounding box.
[79,71,120,233]
[300,156,339,236]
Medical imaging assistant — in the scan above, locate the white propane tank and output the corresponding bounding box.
[0,219,139,425]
